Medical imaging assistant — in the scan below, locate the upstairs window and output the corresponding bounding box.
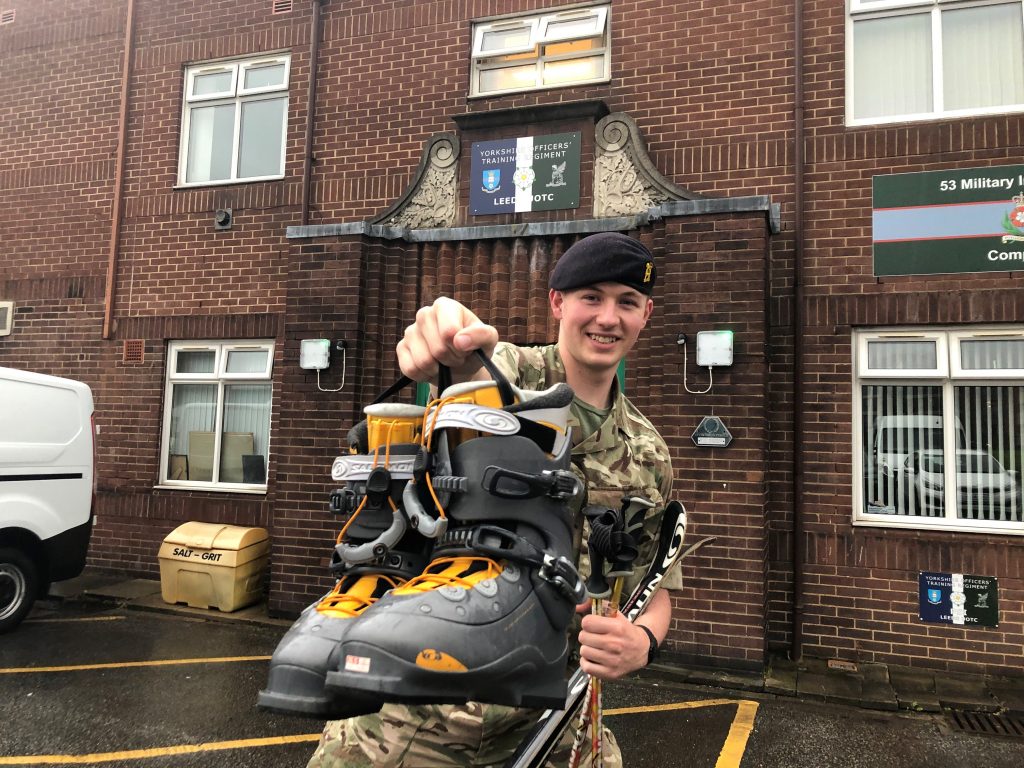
[848,0,1024,124]
[470,5,610,97]
[178,54,290,186]
[855,328,1024,534]
[160,341,275,491]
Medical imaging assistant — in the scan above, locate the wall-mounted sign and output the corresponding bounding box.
[873,165,1024,276]
[470,132,581,215]
[691,416,732,448]
[918,571,998,627]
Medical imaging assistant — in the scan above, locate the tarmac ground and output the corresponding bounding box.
[48,568,1024,720]
[3,571,1023,768]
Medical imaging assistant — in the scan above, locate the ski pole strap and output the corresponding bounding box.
[583,502,640,597]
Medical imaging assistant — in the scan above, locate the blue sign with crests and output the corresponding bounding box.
[918,571,998,627]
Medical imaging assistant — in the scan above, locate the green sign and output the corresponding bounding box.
[873,165,1024,276]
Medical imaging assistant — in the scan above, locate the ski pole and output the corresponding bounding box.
[502,502,695,768]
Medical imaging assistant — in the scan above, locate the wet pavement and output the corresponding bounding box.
[1,571,1021,767]
[49,568,1024,719]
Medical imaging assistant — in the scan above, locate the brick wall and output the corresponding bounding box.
[3,0,1024,676]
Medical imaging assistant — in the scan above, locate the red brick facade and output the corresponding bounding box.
[2,0,1022,676]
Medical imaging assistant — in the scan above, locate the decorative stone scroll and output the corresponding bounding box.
[370,132,460,229]
[593,113,700,218]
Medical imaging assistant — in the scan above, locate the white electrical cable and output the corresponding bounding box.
[316,347,346,393]
[681,340,713,395]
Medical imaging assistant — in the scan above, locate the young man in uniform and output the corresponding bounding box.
[307,232,681,768]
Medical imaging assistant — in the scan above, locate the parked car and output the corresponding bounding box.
[870,414,966,508]
[0,368,96,632]
[902,448,1021,518]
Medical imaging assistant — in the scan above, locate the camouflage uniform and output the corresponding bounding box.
[307,343,677,768]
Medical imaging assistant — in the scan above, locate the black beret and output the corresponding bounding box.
[549,233,656,296]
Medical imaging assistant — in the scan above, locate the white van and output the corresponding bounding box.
[0,367,96,632]
[873,414,967,479]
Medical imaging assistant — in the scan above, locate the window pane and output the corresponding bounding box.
[226,349,270,374]
[867,339,937,369]
[168,384,217,482]
[543,54,604,85]
[176,350,215,374]
[186,104,235,183]
[238,98,285,178]
[862,384,945,516]
[943,3,1024,111]
[193,70,233,97]
[954,386,1024,522]
[480,24,534,53]
[853,13,932,120]
[961,338,1024,370]
[544,13,603,42]
[244,62,286,90]
[545,38,599,57]
[480,64,539,93]
[220,384,271,484]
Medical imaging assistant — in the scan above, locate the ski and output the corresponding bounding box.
[504,500,697,768]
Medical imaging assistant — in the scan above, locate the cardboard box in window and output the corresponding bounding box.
[158,522,269,612]
[187,431,254,482]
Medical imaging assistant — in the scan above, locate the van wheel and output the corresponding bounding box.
[0,547,38,633]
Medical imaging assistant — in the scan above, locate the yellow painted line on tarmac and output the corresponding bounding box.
[713,701,758,768]
[0,734,322,765]
[604,697,742,715]
[24,616,126,624]
[605,697,759,768]
[0,655,271,675]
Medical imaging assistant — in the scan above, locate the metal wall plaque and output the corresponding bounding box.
[919,571,998,628]
[470,132,581,215]
[691,416,732,448]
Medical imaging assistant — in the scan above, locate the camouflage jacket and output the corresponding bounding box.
[491,342,682,596]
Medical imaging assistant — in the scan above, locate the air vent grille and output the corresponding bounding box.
[122,339,145,365]
[271,0,293,14]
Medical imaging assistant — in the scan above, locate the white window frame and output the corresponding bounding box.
[470,4,611,98]
[159,340,275,493]
[853,326,1024,534]
[846,0,1024,126]
[177,53,290,187]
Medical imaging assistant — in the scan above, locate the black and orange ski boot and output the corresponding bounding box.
[258,403,434,718]
[324,353,586,710]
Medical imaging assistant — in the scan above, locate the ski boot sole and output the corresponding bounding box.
[324,641,569,710]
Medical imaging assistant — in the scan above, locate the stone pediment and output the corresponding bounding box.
[369,106,700,230]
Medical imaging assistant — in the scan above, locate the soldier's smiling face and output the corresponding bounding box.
[550,283,652,376]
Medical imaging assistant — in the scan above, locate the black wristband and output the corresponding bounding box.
[638,624,660,666]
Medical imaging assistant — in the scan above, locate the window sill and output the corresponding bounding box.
[846,104,1024,129]
[154,484,267,496]
[853,517,1024,536]
[468,76,610,100]
[173,175,285,190]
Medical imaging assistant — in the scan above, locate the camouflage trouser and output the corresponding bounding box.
[306,702,622,768]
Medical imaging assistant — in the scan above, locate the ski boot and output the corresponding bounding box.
[325,355,586,710]
[258,403,435,718]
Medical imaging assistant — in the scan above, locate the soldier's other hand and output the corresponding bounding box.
[396,297,499,383]
[577,610,649,681]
